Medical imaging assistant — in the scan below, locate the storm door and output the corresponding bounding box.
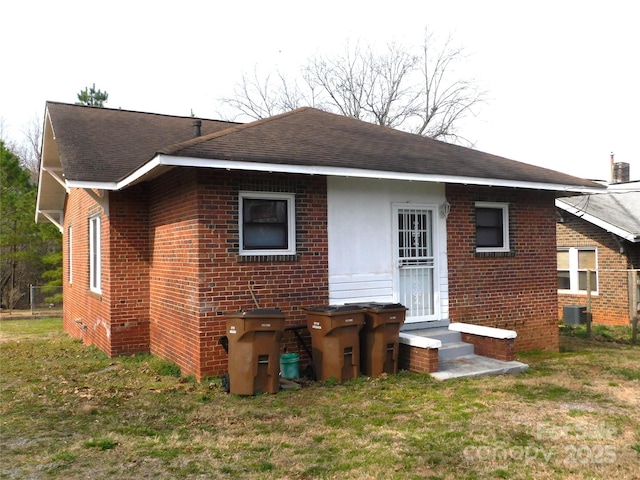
[394,206,437,322]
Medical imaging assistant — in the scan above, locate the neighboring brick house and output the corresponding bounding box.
[36,102,602,380]
[556,183,640,325]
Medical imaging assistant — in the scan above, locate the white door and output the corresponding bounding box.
[394,205,438,322]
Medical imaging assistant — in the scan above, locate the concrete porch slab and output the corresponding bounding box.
[430,354,529,381]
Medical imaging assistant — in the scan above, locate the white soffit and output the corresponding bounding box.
[65,154,604,195]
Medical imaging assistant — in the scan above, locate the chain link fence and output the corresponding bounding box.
[29,285,63,315]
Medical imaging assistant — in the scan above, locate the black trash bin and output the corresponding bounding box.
[225,308,285,395]
[358,303,407,377]
[305,305,365,382]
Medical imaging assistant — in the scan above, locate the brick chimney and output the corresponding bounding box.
[613,162,630,183]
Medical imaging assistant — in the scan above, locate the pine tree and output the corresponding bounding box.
[0,141,61,310]
[76,83,109,107]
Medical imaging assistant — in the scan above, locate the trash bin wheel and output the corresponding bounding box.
[303,364,317,381]
[222,373,230,393]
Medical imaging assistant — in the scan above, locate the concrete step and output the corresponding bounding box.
[437,341,475,361]
[411,327,461,344]
[431,354,529,381]
[401,319,450,331]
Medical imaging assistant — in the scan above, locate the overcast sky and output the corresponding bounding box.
[2,0,638,182]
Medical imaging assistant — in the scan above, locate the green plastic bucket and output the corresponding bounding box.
[280,353,300,379]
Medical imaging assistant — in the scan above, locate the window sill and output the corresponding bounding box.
[474,250,515,258]
[87,290,103,301]
[558,290,599,296]
[238,254,299,263]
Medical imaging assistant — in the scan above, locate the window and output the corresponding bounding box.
[475,202,509,252]
[239,192,295,255]
[68,226,73,284]
[89,215,101,293]
[557,247,598,293]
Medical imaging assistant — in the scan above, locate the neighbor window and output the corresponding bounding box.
[239,192,295,255]
[68,226,73,285]
[89,215,101,293]
[475,202,510,252]
[557,247,598,293]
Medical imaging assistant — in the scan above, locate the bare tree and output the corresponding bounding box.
[303,42,429,129]
[220,29,486,144]
[0,115,42,183]
[220,67,309,121]
[411,30,484,143]
[303,42,373,121]
[0,118,17,151]
[17,114,42,182]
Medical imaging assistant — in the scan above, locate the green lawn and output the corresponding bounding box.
[1,318,638,479]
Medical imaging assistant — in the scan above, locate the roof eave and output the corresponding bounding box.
[36,106,68,232]
[65,180,119,190]
[556,198,640,242]
[110,153,602,194]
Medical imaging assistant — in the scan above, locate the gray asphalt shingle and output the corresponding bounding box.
[558,191,640,240]
[46,101,600,189]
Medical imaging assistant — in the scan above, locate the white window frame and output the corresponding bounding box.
[89,215,102,294]
[68,226,73,285]
[557,247,598,295]
[239,191,296,256]
[475,202,510,253]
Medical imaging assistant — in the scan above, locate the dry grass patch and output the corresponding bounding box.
[1,318,639,479]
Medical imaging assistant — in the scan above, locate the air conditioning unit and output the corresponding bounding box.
[563,305,587,325]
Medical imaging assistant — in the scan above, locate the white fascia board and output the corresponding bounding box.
[35,165,48,222]
[66,153,604,195]
[118,154,602,193]
[556,198,639,242]
[116,155,163,188]
[66,180,119,190]
[607,181,640,192]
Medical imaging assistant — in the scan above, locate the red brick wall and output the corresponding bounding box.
[63,170,327,380]
[460,333,515,361]
[64,175,563,377]
[63,189,112,354]
[399,344,438,373]
[148,169,204,378]
[63,187,150,357]
[557,214,633,325]
[446,185,559,352]
[148,169,328,379]
[108,185,150,355]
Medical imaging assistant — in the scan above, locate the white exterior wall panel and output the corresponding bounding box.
[327,177,449,320]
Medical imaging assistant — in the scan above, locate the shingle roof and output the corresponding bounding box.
[45,102,600,189]
[557,190,640,242]
[46,102,237,182]
[163,107,599,188]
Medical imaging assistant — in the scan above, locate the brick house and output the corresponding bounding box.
[556,182,640,325]
[36,102,602,380]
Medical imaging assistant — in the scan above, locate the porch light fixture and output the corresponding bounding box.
[439,200,451,219]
